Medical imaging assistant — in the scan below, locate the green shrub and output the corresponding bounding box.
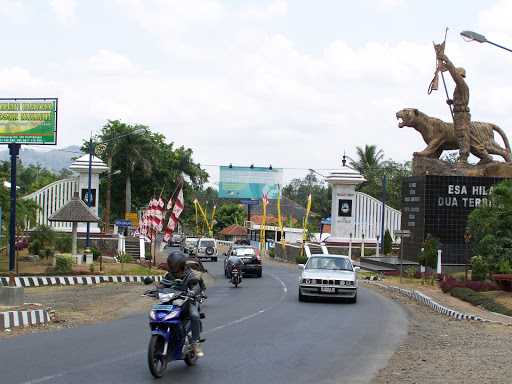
[30,225,56,250]
[55,235,72,253]
[117,252,132,264]
[268,248,275,258]
[90,247,101,261]
[496,258,512,274]
[296,253,308,265]
[383,229,393,255]
[471,256,489,281]
[404,266,417,279]
[29,239,42,255]
[450,287,512,316]
[44,248,54,258]
[55,255,73,274]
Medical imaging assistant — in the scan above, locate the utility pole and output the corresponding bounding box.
[8,143,20,285]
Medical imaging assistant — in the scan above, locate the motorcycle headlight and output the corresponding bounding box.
[149,310,156,320]
[163,310,180,321]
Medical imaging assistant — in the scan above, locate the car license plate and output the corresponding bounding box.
[321,287,335,293]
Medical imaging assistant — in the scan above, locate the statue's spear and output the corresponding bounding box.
[428,28,454,119]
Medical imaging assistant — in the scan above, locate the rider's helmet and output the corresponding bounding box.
[167,250,188,277]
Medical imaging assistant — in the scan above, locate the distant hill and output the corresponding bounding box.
[0,145,82,172]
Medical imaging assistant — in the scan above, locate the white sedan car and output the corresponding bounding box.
[298,254,359,303]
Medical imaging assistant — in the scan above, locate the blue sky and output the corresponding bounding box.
[1,0,512,183]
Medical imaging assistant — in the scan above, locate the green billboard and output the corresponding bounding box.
[219,166,283,199]
[0,98,57,144]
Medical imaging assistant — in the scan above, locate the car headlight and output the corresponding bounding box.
[302,278,312,284]
[163,310,180,321]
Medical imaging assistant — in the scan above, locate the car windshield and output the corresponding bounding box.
[305,256,353,271]
[234,248,255,256]
[200,240,215,248]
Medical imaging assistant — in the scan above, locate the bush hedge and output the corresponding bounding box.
[439,276,498,293]
[55,255,73,274]
[450,287,512,316]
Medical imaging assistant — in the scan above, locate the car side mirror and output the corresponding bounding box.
[354,266,360,272]
[298,264,305,271]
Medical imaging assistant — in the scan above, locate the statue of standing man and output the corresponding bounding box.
[435,49,471,163]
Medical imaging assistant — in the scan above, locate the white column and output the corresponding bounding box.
[325,167,365,243]
[437,250,442,274]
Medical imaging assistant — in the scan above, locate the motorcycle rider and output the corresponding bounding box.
[160,250,204,358]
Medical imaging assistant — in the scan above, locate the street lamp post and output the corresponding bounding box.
[461,30,512,53]
[85,128,146,252]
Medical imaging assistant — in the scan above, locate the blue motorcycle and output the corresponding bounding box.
[144,282,205,378]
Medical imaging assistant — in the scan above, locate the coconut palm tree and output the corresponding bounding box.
[349,145,384,177]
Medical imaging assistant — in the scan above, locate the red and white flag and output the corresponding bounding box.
[164,187,185,242]
[152,198,165,232]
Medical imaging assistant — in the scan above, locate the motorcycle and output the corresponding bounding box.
[143,279,205,379]
[231,265,242,288]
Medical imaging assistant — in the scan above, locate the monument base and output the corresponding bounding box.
[413,155,512,177]
[0,286,24,306]
[402,174,505,266]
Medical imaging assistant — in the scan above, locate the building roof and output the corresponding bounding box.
[49,193,100,223]
[69,154,109,174]
[219,224,247,236]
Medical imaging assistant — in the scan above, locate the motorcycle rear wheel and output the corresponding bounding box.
[148,335,168,378]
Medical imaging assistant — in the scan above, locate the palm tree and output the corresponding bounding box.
[97,121,152,218]
[349,145,384,177]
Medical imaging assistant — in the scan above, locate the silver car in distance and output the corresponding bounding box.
[298,254,359,303]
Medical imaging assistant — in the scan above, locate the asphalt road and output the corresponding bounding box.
[1,254,408,384]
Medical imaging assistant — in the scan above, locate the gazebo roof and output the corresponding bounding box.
[49,193,100,223]
[69,154,109,173]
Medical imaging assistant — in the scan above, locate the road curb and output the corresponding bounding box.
[0,275,163,288]
[361,280,512,326]
[1,308,51,330]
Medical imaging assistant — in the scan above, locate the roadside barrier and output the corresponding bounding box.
[0,275,163,288]
[1,309,51,330]
[362,280,512,326]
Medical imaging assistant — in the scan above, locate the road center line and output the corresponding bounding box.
[18,269,290,384]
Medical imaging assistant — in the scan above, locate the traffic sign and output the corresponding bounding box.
[240,199,259,206]
[115,219,132,227]
[394,229,411,237]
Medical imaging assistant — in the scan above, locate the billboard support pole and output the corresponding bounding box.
[8,143,20,285]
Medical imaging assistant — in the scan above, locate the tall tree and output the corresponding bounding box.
[214,204,245,232]
[282,171,331,221]
[468,180,512,272]
[90,121,207,223]
[349,145,384,176]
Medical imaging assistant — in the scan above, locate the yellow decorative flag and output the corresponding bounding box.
[260,193,269,255]
[277,189,285,249]
[301,193,312,256]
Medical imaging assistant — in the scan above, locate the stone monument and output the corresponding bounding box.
[398,42,512,272]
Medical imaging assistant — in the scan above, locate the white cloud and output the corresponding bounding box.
[0,0,27,23]
[5,1,512,182]
[50,0,77,25]
[238,0,288,21]
[87,49,137,75]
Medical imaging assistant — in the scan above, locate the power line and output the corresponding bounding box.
[200,163,337,171]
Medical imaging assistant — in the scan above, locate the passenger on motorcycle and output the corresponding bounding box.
[160,251,205,358]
